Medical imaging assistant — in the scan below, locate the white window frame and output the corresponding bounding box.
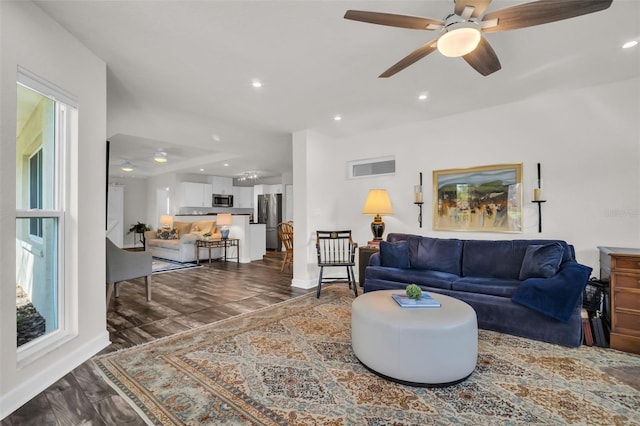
[346,156,396,179]
[28,148,44,240]
[16,68,76,366]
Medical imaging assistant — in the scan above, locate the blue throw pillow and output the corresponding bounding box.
[380,240,410,269]
[518,243,564,280]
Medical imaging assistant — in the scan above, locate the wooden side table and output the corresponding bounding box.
[358,245,380,287]
[196,238,240,264]
[599,246,640,354]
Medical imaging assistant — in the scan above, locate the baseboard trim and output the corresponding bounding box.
[291,278,316,289]
[0,331,110,420]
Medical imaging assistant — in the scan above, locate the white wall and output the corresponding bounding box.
[292,77,640,286]
[109,176,149,247]
[1,1,108,417]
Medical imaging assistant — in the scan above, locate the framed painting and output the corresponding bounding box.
[433,163,523,233]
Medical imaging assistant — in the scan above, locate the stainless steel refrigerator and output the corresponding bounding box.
[257,193,282,251]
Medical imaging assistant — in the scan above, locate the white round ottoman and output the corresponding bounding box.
[352,290,478,386]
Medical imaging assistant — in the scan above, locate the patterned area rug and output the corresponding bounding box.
[152,257,201,274]
[93,286,640,425]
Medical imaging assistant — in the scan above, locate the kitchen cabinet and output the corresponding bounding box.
[211,176,233,195]
[232,186,254,208]
[180,182,212,207]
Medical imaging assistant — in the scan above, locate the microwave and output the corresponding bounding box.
[212,194,233,207]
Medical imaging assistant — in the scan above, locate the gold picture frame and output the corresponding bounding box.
[433,163,523,233]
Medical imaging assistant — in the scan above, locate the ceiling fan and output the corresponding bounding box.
[344,0,613,77]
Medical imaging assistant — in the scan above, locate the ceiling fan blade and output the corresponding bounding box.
[482,0,613,34]
[463,36,501,76]
[454,0,493,18]
[379,39,439,78]
[344,10,443,30]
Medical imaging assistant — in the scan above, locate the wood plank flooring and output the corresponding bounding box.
[2,252,310,425]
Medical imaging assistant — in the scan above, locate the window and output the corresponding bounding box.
[347,156,396,179]
[15,67,76,362]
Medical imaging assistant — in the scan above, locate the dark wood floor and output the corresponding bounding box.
[2,252,310,425]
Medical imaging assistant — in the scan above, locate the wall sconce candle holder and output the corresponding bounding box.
[414,172,424,228]
[532,163,547,233]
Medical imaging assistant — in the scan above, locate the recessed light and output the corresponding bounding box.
[199,168,204,172]
[154,149,168,163]
[418,93,428,101]
[120,161,134,172]
[252,80,262,88]
[623,40,638,49]
[334,115,342,121]
[224,163,229,167]
[212,134,221,142]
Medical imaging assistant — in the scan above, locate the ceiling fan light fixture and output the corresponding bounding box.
[437,23,481,57]
[154,149,168,163]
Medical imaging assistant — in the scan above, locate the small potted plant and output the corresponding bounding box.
[405,284,423,300]
[202,232,212,241]
[127,221,152,248]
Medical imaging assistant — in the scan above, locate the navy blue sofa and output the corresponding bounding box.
[364,233,592,347]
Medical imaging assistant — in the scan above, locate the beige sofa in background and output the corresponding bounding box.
[144,220,221,263]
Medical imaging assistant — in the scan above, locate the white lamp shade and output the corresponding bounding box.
[216,213,233,226]
[362,189,393,216]
[438,26,481,57]
[159,214,173,228]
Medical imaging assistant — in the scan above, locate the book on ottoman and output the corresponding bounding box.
[391,293,441,308]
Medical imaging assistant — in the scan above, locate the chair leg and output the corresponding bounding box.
[316,266,324,298]
[145,275,152,301]
[106,283,114,308]
[349,266,358,296]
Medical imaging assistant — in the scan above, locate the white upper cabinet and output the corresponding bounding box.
[180,182,213,207]
[232,186,254,208]
[210,176,233,194]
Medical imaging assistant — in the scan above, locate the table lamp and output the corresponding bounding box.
[216,213,232,239]
[362,189,393,244]
[159,215,173,229]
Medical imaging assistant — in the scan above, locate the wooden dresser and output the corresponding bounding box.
[598,247,640,354]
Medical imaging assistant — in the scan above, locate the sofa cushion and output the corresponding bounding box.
[462,240,523,279]
[451,276,521,298]
[518,242,564,280]
[147,238,181,249]
[462,239,570,280]
[365,266,457,290]
[192,220,216,235]
[407,236,463,275]
[172,221,193,235]
[379,240,410,269]
[157,228,179,240]
[512,262,592,322]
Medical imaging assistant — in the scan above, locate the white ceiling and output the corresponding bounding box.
[34,0,640,181]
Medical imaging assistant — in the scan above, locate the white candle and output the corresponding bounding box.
[414,185,423,203]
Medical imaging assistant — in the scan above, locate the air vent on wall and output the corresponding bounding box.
[347,156,396,179]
